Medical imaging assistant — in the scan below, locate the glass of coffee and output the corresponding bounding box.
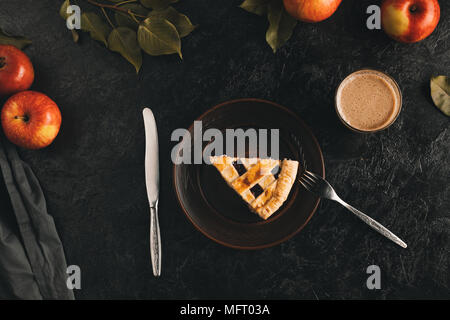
[335,69,402,133]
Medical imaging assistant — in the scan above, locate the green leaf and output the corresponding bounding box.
[108,27,143,73]
[240,0,270,16]
[140,0,178,10]
[265,0,297,53]
[430,76,450,116]
[81,12,111,47]
[0,28,31,49]
[138,17,182,58]
[60,0,71,20]
[115,4,150,30]
[148,7,196,38]
[60,0,79,43]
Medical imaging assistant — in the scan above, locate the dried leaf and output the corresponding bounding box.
[115,4,150,30]
[430,76,450,116]
[240,0,270,16]
[138,17,182,58]
[108,27,143,73]
[148,6,196,38]
[60,0,71,20]
[140,0,178,10]
[81,12,111,47]
[266,0,297,53]
[0,28,31,49]
[71,29,79,43]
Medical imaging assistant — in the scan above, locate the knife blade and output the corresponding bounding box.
[143,108,161,277]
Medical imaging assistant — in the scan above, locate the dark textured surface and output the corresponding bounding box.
[0,0,448,299]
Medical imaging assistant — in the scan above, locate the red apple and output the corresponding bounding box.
[283,0,342,23]
[0,45,34,96]
[381,0,440,43]
[1,91,61,149]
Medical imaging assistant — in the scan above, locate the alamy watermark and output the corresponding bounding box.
[171,121,280,165]
[64,4,382,32]
[65,5,81,30]
[366,265,381,290]
[66,265,81,290]
[366,5,381,30]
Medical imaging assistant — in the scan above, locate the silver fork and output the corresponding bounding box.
[299,170,407,248]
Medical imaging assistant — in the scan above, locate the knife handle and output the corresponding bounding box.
[150,202,161,277]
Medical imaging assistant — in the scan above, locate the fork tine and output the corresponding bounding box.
[300,176,313,186]
[303,173,316,183]
[300,177,316,191]
[303,171,316,181]
[305,170,321,181]
[298,179,311,191]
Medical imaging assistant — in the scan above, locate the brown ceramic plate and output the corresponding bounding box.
[173,98,325,249]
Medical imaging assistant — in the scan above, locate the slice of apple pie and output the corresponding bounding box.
[210,155,299,220]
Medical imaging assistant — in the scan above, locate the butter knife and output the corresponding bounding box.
[143,108,161,277]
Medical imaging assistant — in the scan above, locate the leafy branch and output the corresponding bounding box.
[60,0,197,73]
[240,0,297,53]
[86,0,147,18]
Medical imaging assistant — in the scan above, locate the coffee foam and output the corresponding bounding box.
[336,70,401,132]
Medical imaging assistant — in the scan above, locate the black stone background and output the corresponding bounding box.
[0,0,448,299]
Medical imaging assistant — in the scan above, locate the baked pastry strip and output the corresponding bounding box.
[210,156,256,203]
[210,156,299,220]
[255,160,299,219]
[231,159,279,194]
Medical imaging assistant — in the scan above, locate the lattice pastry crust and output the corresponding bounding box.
[210,155,299,220]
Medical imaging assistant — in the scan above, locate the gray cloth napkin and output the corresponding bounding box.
[0,136,74,300]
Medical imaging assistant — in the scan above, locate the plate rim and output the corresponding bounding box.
[172,98,325,250]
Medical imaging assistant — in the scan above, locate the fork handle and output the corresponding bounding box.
[337,200,407,248]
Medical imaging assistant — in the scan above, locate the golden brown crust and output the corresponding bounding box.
[231,159,279,194]
[253,160,299,219]
[209,156,238,183]
[210,156,299,220]
[249,180,277,211]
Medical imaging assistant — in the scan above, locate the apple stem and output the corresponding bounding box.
[410,4,417,13]
[14,115,29,122]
